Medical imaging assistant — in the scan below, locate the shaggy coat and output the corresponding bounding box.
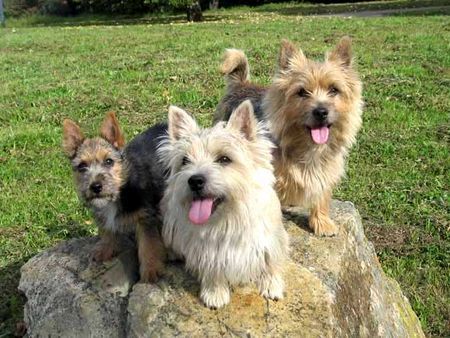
[215,38,363,236]
[159,101,289,309]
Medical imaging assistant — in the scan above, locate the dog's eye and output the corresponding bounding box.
[328,86,340,96]
[77,162,88,173]
[104,158,114,167]
[216,156,232,165]
[297,88,309,98]
[181,156,190,166]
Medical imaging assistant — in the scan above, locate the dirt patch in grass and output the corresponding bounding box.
[367,222,412,251]
[367,223,439,254]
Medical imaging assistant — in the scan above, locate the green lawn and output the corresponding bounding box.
[1,6,449,337]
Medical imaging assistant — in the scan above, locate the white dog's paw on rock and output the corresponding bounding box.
[259,273,284,300]
[200,284,230,309]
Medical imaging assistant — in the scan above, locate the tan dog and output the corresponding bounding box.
[215,37,363,236]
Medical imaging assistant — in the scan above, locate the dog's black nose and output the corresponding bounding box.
[188,174,206,192]
[90,182,103,194]
[313,107,328,121]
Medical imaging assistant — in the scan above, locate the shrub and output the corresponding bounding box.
[39,0,76,15]
[4,0,40,16]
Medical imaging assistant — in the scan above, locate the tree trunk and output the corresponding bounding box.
[187,1,203,22]
[209,0,219,10]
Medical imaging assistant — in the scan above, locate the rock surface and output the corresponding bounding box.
[19,201,424,337]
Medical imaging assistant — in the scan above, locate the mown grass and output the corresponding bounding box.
[1,6,449,337]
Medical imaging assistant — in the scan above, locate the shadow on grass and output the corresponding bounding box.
[254,0,450,17]
[0,259,29,337]
[256,6,450,17]
[0,221,94,337]
[6,13,240,28]
[7,5,449,29]
[386,7,450,16]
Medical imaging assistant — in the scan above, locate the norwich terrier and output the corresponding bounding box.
[215,37,363,236]
[159,100,289,309]
[62,112,167,282]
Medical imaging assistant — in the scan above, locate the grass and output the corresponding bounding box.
[1,3,449,337]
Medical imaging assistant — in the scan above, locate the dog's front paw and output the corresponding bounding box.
[200,284,230,309]
[260,274,284,301]
[309,215,338,237]
[91,241,117,262]
[139,260,164,283]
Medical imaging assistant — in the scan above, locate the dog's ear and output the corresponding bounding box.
[327,36,353,68]
[279,39,306,71]
[62,119,85,158]
[227,100,257,141]
[100,112,125,149]
[168,106,198,141]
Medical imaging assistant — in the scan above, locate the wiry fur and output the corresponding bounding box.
[62,112,167,282]
[215,37,363,236]
[220,49,250,85]
[159,101,289,309]
[215,50,266,121]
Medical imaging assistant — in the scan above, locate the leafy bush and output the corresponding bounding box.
[168,0,194,8]
[4,0,40,16]
[5,0,153,15]
[39,0,76,15]
[4,0,384,17]
[75,0,152,14]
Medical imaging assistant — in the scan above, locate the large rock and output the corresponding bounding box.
[19,237,138,337]
[19,201,424,337]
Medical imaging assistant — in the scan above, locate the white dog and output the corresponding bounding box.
[159,100,289,309]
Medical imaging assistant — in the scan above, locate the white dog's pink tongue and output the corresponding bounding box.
[189,198,214,225]
[310,126,329,144]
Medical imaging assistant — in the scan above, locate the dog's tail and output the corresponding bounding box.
[221,49,250,87]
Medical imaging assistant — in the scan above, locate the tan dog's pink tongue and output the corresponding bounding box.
[189,198,214,225]
[311,126,329,144]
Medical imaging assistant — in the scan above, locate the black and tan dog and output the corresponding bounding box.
[62,112,167,282]
[215,37,363,236]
